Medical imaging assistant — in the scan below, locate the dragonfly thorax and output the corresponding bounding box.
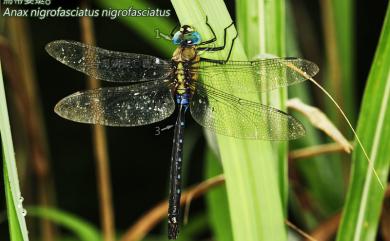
[172,46,200,103]
[171,45,198,62]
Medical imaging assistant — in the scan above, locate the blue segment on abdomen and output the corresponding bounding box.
[176,94,190,106]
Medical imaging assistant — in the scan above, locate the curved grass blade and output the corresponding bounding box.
[0,61,29,241]
[336,3,390,241]
[27,206,102,241]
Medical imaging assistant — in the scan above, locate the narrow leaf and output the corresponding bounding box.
[336,3,390,241]
[0,61,30,241]
[237,0,288,208]
[171,1,286,241]
[205,149,233,241]
[27,206,102,241]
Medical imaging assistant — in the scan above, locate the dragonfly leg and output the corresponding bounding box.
[199,31,238,64]
[198,16,219,45]
[198,23,238,64]
[197,20,236,52]
[168,102,188,239]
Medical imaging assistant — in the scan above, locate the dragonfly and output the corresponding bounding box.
[46,17,319,239]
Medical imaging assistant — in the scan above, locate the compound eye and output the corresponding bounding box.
[172,32,182,45]
[190,32,201,45]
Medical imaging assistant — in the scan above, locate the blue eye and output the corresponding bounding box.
[172,32,182,45]
[190,32,201,44]
[172,31,202,45]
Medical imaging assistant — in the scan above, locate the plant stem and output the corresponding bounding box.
[80,6,116,241]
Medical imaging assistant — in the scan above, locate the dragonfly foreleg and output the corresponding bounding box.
[198,25,238,64]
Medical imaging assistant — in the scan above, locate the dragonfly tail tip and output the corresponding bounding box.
[168,223,179,239]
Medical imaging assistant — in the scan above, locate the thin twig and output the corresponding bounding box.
[285,63,384,190]
[307,185,390,241]
[120,153,387,241]
[79,3,115,241]
[119,175,319,241]
[285,220,318,241]
[289,142,349,160]
[119,175,225,241]
[308,213,341,241]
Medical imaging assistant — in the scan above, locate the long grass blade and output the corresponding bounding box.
[171,1,286,241]
[0,61,29,241]
[236,0,288,210]
[204,149,233,241]
[6,17,57,241]
[27,206,102,241]
[336,3,390,240]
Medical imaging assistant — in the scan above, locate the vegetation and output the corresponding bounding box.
[0,0,389,241]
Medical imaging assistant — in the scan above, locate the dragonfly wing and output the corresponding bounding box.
[55,80,175,126]
[46,40,172,82]
[196,57,319,93]
[190,82,305,140]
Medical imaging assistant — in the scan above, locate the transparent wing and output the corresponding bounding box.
[190,82,305,140]
[196,57,319,93]
[46,40,172,82]
[55,80,175,126]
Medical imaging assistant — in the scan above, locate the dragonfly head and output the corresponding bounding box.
[172,25,202,46]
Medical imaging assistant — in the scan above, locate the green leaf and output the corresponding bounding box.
[336,3,390,241]
[171,1,286,241]
[0,61,30,241]
[27,206,102,241]
[4,162,23,241]
[205,149,233,241]
[236,0,288,212]
[331,0,356,125]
